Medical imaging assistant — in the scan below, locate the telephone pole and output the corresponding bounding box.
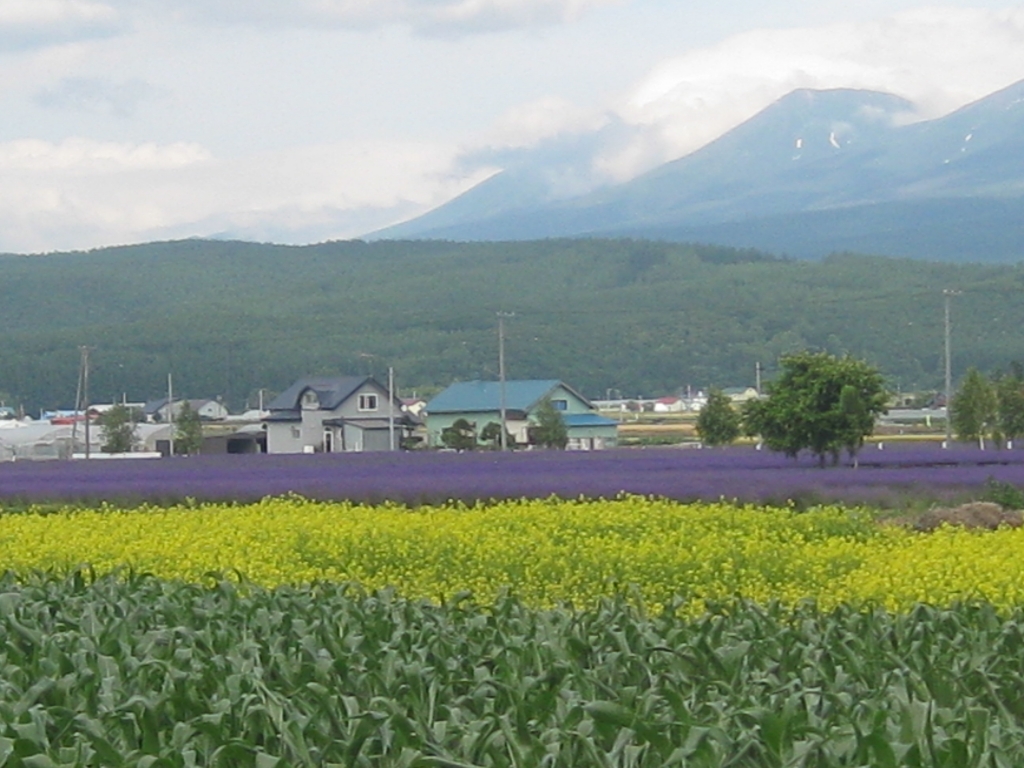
[388,366,396,452]
[497,312,514,451]
[167,372,175,457]
[81,346,92,459]
[943,289,961,448]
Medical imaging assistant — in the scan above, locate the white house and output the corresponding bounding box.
[652,396,686,413]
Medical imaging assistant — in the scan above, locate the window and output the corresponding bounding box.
[290,426,301,439]
[358,394,379,412]
[301,390,319,410]
[551,399,568,411]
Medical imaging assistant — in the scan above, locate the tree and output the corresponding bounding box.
[995,364,1024,447]
[695,389,741,446]
[98,404,139,454]
[838,384,869,468]
[479,421,514,450]
[174,401,204,455]
[742,351,888,466]
[441,418,476,451]
[951,367,998,449]
[530,398,569,449]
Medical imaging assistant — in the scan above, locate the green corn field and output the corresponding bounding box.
[3,572,1024,767]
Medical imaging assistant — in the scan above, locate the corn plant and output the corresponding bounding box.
[3,573,1024,766]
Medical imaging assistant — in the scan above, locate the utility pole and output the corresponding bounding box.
[74,346,92,458]
[755,361,762,396]
[167,372,175,457]
[943,289,961,448]
[497,312,514,451]
[81,346,91,459]
[388,366,396,452]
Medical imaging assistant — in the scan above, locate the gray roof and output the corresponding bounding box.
[143,398,168,416]
[266,375,373,413]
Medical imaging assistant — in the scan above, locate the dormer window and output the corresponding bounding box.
[301,390,320,410]
[358,394,378,412]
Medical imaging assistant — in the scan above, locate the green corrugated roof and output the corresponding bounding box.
[426,380,562,413]
[563,413,618,428]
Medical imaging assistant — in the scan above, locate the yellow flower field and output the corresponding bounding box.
[2,496,1022,612]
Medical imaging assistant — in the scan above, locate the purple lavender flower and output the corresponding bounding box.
[1,442,1022,507]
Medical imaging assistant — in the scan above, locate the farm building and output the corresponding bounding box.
[425,379,618,450]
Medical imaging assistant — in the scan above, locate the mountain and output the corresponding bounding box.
[3,239,1024,412]
[372,81,1024,262]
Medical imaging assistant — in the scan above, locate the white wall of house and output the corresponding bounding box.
[266,421,306,453]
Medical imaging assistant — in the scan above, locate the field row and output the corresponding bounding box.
[2,496,1023,612]
[2,575,1024,767]
[2,445,1024,507]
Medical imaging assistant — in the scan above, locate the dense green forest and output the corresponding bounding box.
[0,238,1022,413]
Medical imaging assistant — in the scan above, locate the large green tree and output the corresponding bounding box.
[97,404,139,454]
[743,351,888,466]
[838,384,870,468]
[441,418,477,451]
[479,421,514,450]
[951,367,998,449]
[696,389,741,447]
[173,401,204,455]
[530,398,569,449]
[995,364,1024,448]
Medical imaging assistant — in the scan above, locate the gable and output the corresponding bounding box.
[267,375,370,412]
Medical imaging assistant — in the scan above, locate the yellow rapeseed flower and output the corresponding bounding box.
[2,496,1023,613]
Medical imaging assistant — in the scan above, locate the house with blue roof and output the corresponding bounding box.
[425,379,618,450]
[263,375,412,453]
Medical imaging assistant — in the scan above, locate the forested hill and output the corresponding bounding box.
[1,238,1023,412]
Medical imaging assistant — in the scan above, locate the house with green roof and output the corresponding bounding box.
[425,379,618,450]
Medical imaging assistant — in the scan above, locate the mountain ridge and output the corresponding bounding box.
[371,81,1024,262]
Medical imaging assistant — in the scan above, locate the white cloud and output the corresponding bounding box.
[486,96,610,148]
[127,0,621,35]
[0,0,122,48]
[0,138,210,172]
[472,7,1024,188]
[6,3,1024,252]
[0,139,490,252]
[34,77,164,118]
[0,0,115,25]
[603,7,1024,178]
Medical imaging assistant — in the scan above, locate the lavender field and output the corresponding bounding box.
[2,443,1023,506]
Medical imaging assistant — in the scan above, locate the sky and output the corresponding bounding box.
[2,0,1024,253]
